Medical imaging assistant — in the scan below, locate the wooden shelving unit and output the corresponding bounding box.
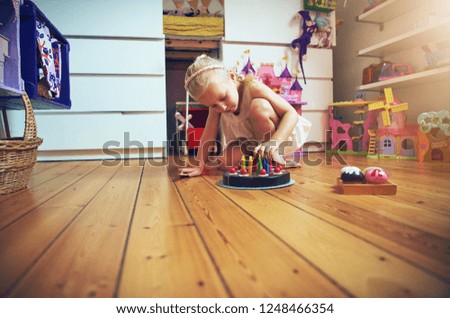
[358,17,450,57]
[357,2,450,92]
[358,66,450,91]
[357,0,415,24]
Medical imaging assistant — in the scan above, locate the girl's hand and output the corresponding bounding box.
[254,140,279,158]
[253,141,286,165]
[178,165,204,178]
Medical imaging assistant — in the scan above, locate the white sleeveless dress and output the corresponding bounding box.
[220,112,312,156]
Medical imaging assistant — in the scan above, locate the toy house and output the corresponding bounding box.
[256,62,280,93]
[328,100,378,153]
[279,64,292,100]
[375,123,418,159]
[366,88,417,160]
[288,75,303,104]
[417,110,450,162]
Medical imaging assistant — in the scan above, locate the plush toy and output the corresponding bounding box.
[340,166,365,183]
[291,10,317,84]
[363,167,389,184]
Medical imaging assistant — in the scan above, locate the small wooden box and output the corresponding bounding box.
[336,178,397,195]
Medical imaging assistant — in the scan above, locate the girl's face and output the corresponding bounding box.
[196,78,239,114]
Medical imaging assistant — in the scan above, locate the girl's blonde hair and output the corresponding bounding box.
[185,55,230,100]
[185,54,256,100]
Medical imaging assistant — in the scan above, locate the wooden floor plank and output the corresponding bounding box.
[26,161,83,189]
[175,176,347,297]
[296,173,450,238]
[0,163,121,296]
[8,161,143,297]
[205,174,450,297]
[0,161,82,203]
[291,163,450,237]
[1,155,449,298]
[0,161,101,229]
[28,161,63,176]
[267,178,450,280]
[118,164,228,297]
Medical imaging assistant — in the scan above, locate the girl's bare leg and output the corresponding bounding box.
[249,98,279,142]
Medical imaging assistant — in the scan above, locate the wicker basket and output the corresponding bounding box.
[0,93,43,194]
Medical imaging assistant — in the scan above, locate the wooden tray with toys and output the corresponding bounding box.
[337,166,397,195]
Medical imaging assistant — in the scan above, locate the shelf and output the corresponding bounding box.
[357,0,415,24]
[357,66,450,91]
[0,0,71,110]
[358,17,450,57]
[0,84,22,97]
[0,95,73,110]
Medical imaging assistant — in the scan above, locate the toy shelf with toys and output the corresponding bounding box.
[356,2,450,92]
[358,66,450,91]
[0,0,71,110]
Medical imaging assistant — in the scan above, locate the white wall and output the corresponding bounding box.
[8,0,166,160]
[333,0,450,123]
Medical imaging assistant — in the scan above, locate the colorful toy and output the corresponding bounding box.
[291,10,317,84]
[241,50,256,76]
[422,40,450,69]
[340,166,365,183]
[365,88,418,160]
[368,88,408,126]
[417,110,450,162]
[337,165,396,195]
[362,62,385,85]
[257,63,280,93]
[362,61,413,84]
[378,63,413,81]
[363,166,389,184]
[279,57,293,100]
[374,124,417,159]
[328,99,378,153]
[304,0,336,13]
[288,73,303,104]
[219,155,294,190]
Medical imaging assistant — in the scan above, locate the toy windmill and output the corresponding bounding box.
[368,87,408,126]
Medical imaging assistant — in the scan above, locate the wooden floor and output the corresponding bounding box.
[0,154,449,297]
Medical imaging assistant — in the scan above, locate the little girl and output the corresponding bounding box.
[179,55,311,177]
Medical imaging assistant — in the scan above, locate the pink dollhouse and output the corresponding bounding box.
[376,123,418,159]
[328,100,378,153]
[256,63,280,93]
[289,75,303,104]
[367,88,418,159]
[279,64,292,100]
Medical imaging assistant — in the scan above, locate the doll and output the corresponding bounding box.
[291,10,317,84]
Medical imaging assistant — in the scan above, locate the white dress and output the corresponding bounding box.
[220,112,312,156]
